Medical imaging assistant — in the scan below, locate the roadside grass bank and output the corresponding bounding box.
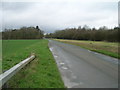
[54,39,119,59]
[2,40,64,88]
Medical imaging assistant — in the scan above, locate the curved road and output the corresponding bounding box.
[48,40,118,88]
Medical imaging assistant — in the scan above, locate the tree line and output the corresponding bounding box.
[45,25,119,42]
[2,26,44,39]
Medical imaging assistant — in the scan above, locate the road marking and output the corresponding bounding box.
[94,52,98,54]
[54,55,58,58]
[60,62,65,65]
[49,48,53,51]
[88,50,91,52]
[62,66,68,70]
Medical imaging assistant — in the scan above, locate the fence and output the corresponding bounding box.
[0,54,35,88]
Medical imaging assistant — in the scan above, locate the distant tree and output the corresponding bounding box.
[114,27,119,30]
[2,26,44,39]
[45,25,119,42]
[36,26,40,31]
[78,26,82,30]
[82,25,90,30]
[99,26,108,30]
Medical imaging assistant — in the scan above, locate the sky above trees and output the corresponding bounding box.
[0,0,119,33]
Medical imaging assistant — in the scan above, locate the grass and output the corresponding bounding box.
[0,40,2,74]
[54,39,120,59]
[2,39,65,88]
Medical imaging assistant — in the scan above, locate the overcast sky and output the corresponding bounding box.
[0,0,119,33]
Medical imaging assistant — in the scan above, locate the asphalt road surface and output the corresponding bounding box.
[48,40,118,88]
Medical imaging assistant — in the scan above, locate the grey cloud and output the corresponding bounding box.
[2,2,36,12]
[1,1,118,33]
[118,1,120,26]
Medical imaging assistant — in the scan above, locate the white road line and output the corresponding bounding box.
[54,55,58,58]
[49,48,53,51]
[88,50,91,52]
[60,62,65,65]
[62,66,68,70]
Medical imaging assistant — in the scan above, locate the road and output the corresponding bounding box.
[48,40,118,88]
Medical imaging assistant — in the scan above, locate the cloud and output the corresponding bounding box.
[2,0,119,3]
[118,1,120,27]
[1,1,118,33]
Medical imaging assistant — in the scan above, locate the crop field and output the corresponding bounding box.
[2,40,64,88]
[55,39,119,59]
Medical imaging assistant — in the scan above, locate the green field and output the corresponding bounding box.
[3,40,64,88]
[0,40,2,74]
[55,39,119,59]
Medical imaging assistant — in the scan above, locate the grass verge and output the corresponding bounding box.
[54,39,120,59]
[3,39,64,88]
